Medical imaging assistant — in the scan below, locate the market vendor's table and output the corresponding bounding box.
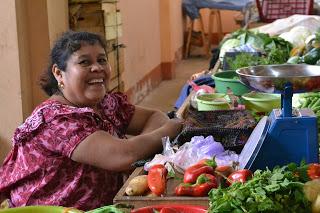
[113,167,209,209]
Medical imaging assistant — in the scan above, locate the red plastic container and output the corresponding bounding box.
[131,204,207,213]
[256,0,314,23]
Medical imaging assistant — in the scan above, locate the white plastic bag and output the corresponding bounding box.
[144,135,239,171]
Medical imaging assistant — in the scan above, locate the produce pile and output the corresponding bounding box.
[295,92,320,155]
[286,30,320,65]
[209,165,309,213]
[125,160,240,197]
[125,158,320,213]
[219,27,320,70]
[208,162,320,213]
[219,29,292,70]
[125,164,167,197]
[298,93,320,121]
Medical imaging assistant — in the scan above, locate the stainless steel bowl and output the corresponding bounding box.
[236,64,320,93]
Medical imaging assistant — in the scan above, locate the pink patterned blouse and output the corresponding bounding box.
[0,92,135,211]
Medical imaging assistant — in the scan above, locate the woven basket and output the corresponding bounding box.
[184,107,257,129]
[175,107,257,153]
[175,127,252,154]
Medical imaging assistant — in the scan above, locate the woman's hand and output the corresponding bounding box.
[190,70,210,81]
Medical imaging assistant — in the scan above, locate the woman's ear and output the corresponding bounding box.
[52,64,63,83]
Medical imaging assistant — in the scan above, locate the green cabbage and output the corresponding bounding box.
[219,38,241,61]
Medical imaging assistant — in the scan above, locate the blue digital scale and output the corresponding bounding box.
[236,64,320,171]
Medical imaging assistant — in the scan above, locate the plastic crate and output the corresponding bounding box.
[256,0,314,23]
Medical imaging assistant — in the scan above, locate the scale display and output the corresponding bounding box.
[236,64,320,170]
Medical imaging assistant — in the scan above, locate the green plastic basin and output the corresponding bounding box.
[241,92,281,113]
[195,93,230,111]
[0,206,82,213]
[213,71,251,96]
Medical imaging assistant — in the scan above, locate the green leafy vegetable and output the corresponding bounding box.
[226,53,268,70]
[86,204,133,213]
[208,166,311,213]
[220,29,292,69]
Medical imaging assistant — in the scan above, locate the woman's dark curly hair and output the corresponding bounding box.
[40,31,107,96]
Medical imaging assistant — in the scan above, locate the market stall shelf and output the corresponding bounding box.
[113,167,209,209]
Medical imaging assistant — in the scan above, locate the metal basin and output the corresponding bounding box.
[236,64,320,93]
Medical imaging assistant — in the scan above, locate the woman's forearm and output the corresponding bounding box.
[140,110,169,134]
[72,119,182,172]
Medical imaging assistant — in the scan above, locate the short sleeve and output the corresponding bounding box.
[40,113,98,158]
[100,92,135,131]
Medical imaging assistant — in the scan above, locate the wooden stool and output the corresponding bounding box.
[184,14,208,58]
[208,9,223,52]
[184,9,223,58]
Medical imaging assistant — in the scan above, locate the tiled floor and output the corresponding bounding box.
[138,57,210,113]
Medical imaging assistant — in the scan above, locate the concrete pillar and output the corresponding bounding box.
[0,0,51,162]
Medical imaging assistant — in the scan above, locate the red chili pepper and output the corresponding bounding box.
[147,164,168,196]
[175,173,217,197]
[183,160,216,184]
[294,163,320,182]
[307,163,320,180]
[227,169,252,185]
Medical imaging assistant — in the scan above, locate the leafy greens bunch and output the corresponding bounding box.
[208,165,311,213]
[221,29,292,70]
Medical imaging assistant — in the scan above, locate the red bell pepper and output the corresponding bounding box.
[196,158,217,167]
[147,164,168,196]
[227,169,252,185]
[183,159,216,184]
[175,173,218,197]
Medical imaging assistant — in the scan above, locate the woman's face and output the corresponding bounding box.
[61,42,111,107]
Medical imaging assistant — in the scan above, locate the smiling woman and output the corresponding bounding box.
[0,31,183,211]
[51,42,110,108]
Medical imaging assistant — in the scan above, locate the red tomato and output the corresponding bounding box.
[147,164,168,196]
[227,169,252,185]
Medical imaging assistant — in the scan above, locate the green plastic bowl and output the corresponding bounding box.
[213,71,251,96]
[0,206,82,213]
[241,92,281,113]
[195,93,230,111]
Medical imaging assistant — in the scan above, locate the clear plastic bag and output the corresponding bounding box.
[144,135,239,171]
